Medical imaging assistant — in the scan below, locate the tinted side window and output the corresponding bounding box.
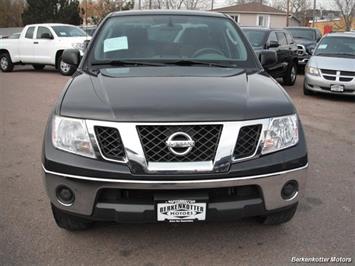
[276,32,287,45]
[285,32,294,44]
[36,26,52,39]
[268,31,277,42]
[25,27,35,39]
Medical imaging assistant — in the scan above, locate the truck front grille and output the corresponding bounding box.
[321,69,355,82]
[94,126,126,161]
[137,125,222,162]
[233,125,262,160]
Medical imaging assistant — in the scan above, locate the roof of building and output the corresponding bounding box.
[212,2,286,15]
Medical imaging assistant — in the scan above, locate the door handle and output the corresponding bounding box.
[33,42,38,44]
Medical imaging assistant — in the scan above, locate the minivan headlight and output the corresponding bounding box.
[262,115,299,154]
[52,116,95,158]
[305,65,319,76]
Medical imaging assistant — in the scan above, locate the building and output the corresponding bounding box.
[212,2,289,28]
[309,17,355,34]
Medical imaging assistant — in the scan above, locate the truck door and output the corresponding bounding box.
[35,26,55,64]
[19,26,37,63]
[275,31,289,74]
[265,31,283,75]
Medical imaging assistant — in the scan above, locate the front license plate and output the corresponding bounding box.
[157,200,206,222]
[330,85,344,92]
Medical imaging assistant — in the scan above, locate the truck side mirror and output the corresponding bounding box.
[41,33,53,39]
[268,40,280,48]
[83,40,90,50]
[260,50,277,68]
[62,49,80,66]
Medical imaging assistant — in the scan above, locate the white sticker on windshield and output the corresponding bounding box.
[318,44,327,49]
[104,36,128,52]
[60,32,67,35]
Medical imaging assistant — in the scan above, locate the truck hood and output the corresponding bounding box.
[60,66,295,122]
[308,56,355,72]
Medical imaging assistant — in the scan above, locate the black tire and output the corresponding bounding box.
[258,204,298,225]
[0,52,14,72]
[303,83,314,96]
[283,62,297,86]
[57,55,76,76]
[51,203,93,231]
[32,64,45,70]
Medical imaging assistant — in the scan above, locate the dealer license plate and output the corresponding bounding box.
[330,85,344,92]
[157,200,206,222]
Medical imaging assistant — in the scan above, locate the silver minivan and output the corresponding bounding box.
[304,33,355,96]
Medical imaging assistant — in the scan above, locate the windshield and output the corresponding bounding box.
[89,15,255,68]
[314,36,355,57]
[287,29,315,41]
[51,26,86,37]
[243,29,267,47]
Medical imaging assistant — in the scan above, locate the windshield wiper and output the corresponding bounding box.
[164,60,237,68]
[91,60,165,67]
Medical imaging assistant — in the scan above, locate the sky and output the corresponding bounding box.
[213,0,336,9]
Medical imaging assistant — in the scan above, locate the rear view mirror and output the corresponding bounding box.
[260,50,277,68]
[268,40,280,48]
[62,49,80,66]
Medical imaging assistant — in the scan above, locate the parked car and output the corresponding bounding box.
[304,32,355,96]
[285,27,322,67]
[42,10,308,230]
[0,23,91,75]
[80,25,97,36]
[242,27,298,85]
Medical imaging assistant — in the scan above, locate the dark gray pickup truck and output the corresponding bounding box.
[42,10,308,230]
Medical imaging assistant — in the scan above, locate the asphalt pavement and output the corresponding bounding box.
[0,66,354,265]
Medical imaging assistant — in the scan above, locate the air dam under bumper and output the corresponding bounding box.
[43,165,307,222]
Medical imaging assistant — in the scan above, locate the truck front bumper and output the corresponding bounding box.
[42,164,307,222]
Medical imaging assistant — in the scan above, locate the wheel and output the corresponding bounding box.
[0,52,14,72]
[303,83,314,96]
[283,62,297,86]
[51,203,93,231]
[32,64,45,70]
[57,55,76,76]
[258,204,298,225]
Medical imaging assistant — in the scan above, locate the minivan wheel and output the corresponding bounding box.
[32,64,45,70]
[258,204,298,225]
[0,53,14,72]
[51,203,93,231]
[57,56,76,76]
[283,63,297,86]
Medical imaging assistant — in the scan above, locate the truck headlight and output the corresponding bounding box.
[305,65,319,76]
[52,116,95,158]
[262,115,299,154]
[72,42,85,51]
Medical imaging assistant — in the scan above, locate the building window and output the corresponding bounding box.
[257,15,269,27]
[230,15,240,23]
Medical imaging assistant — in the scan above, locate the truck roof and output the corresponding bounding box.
[24,23,77,27]
[110,10,226,18]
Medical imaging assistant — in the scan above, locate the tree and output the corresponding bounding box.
[0,0,25,27]
[80,0,134,25]
[22,0,82,26]
[334,0,355,31]
[271,0,311,25]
